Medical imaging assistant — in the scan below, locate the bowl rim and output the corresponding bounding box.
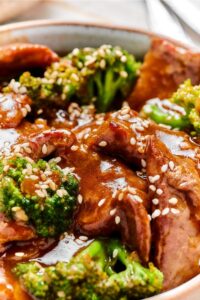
[0,19,199,300]
[0,19,190,50]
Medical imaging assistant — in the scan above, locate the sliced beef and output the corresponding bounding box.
[59,144,151,263]
[88,107,200,169]
[146,136,200,290]
[128,39,200,110]
[0,43,59,79]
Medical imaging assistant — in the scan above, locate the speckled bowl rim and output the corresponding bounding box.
[0,19,199,300]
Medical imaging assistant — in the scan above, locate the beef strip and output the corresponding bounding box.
[59,142,151,263]
[146,136,200,290]
[0,43,59,79]
[88,107,200,170]
[128,39,200,110]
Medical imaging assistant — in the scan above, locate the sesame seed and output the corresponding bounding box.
[115,216,121,224]
[152,209,161,219]
[169,161,175,171]
[162,207,170,216]
[118,193,124,201]
[71,145,79,151]
[57,291,65,298]
[98,198,106,207]
[49,180,56,191]
[11,206,21,212]
[3,165,9,172]
[152,198,159,205]
[171,208,180,215]
[131,195,143,203]
[161,164,168,173]
[99,59,106,69]
[77,194,83,204]
[57,189,67,197]
[37,109,43,115]
[149,175,160,183]
[148,214,152,221]
[141,159,146,168]
[127,186,136,194]
[113,249,118,258]
[42,144,48,155]
[35,190,46,198]
[120,71,128,78]
[120,55,127,62]
[149,185,156,192]
[79,235,88,241]
[15,252,24,257]
[121,108,130,115]
[168,197,178,205]
[110,208,116,216]
[25,104,31,112]
[21,108,27,117]
[112,190,118,198]
[156,188,163,195]
[29,175,38,180]
[130,137,136,145]
[98,141,107,147]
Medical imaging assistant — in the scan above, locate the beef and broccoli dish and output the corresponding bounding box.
[0,39,200,300]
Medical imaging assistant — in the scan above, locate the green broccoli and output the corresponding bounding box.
[4,45,141,112]
[140,80,200,134]
[14,239,163,300]
[0,156,78,237]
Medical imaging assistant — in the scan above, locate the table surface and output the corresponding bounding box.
[6,0,200,47]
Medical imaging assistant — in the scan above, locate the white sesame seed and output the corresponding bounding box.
[162,207,170,216]
[15,252,24,257]
[110,208,116,216]
[168,197,178,205]
[118,192,124,201]
[115,216,121,224]
[148,214,152,221]
[42,144,48,155]
[171,208,180,215]
[113,249,118,258]
[152,209,161,219]
[130,137,136,145]
[156,188,163,195]
[35,190,46,198]
[131,195,143,203]
[141,159,146,168]
[120,55,127,62]
[149,185,156,192]
[57,291,65,298]
[71,145,79,151]
[77,194,83,204]
[21,108,27,117]
[98,198,106,207]
[49,180,56,191]
[25,104,31,112]
[149,175,160,183]
[120,71,128,78]
[169,161,175,171]
[3,165,9,172]
[152,198,159,205]
[29,175,38,180]
[98,141,107,147]
[112,190,118,198]
[99,59,106,69]
[78,235,88,241]
[127,186,136,194]
[161,164,168,173]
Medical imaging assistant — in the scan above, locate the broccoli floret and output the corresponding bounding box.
[0,156,78,237]
[14,239,163,300]
[5,45,141,112]
[140,80,200,134]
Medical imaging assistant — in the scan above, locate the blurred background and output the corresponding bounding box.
[1,0,200,48]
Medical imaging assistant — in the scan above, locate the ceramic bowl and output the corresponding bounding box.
[0,20,199,300]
